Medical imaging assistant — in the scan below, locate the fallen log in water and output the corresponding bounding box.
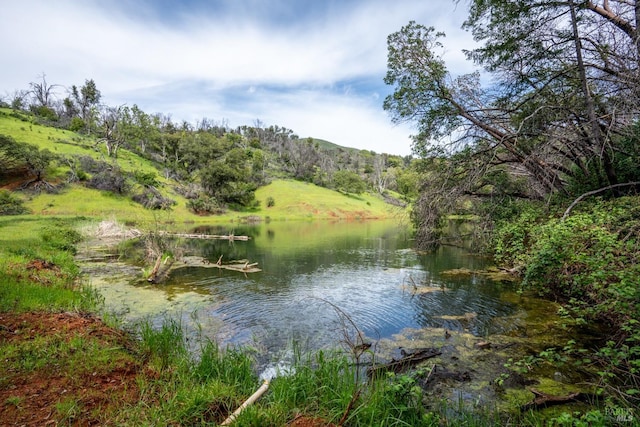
[146,255,261,284]
[158,232,250,241]
[174,256,261,273]
[520,388,594,412]
[367,348,442,377]
[213,261,261,273]
[147,255,175,283]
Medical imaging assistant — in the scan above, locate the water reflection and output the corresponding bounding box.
[83,220,521,355]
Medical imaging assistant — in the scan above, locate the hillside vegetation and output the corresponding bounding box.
[0,107,404,224]
[381,1,640,419]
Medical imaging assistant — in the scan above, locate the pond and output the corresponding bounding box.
[79,219,591,409]
[82,220,519,346]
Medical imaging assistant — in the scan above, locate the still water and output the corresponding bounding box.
[82,220,522,357]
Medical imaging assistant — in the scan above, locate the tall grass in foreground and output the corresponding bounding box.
[0,216,100,312]
[119,317,259,426]
[125,318,610,426]
[125,320,505,426]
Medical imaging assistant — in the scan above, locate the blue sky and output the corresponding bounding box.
[1,0,476,155]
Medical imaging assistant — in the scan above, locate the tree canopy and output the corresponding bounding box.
[0,134,54,184]
[384,0,640,247]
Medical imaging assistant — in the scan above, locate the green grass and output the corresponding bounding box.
[1,332,125,376]
[0,109,94,155]
[19,178,402,226]
[0,216,100,312]
[255,179,399,220]
[55,397,83,426]
[0,108,159,177]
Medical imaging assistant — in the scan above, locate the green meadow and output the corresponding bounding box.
[22,178,399,224]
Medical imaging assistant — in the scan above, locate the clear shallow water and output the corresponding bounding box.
[82,220,521,357]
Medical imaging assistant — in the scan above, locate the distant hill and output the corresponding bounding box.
[307,138,362,154]
[0,108,404,224]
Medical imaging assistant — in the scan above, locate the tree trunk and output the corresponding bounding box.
[570,0,618,188]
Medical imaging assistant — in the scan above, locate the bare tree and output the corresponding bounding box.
[29,73,59,108]
[5,89,29,110]
[372,154,390,194]
[99,106,127,158]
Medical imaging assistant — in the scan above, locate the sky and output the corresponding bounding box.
[0,0,477,156]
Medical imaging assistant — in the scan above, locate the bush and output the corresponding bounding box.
[30,105,58,122]
[266,196,275,208]
[68,117,85,132]
[133,171,159,187]
[132,186,176,210]
[522,199,639,307]
[77,156,106,174]
[490,201,545,266]
[187,196,226,215]
[495,197,640,404]
[332,170,366,194]
[0,190,30,215]
[86,168,129,194]
[174,183,202,200]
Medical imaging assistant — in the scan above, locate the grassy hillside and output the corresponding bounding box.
[255,180,399,220]
[309,137,360,154]
[21,179,399,224]
[0,109,403,225]
[0,109,158,177]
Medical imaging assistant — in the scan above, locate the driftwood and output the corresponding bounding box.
[165,256,261,274]
[147,255,175,283]
[221,380,270,425]
[212,261,261,273]
[158,232,250,241]
[367,348,441,377]
[147,254,163,282]
[520,388,593,412]
[193,256,261,273]
[146,254,261,284]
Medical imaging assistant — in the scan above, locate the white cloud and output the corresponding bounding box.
[0,0,477,156]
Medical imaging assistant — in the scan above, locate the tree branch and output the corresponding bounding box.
[562,181,640,220]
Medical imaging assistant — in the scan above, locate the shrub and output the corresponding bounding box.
[174,183,202,200]
[68,117,85,132]
[133,171,159,187]
[86,168,129,194]
[30,105,58,122]
[503,197,640,404]
[0,190,30,215]
[132,186,176,210]
[77,156,106,174]
[522,199,640,312]
[332,170,366,194]
[490,201,545,266]
[187,196,226,215]
[266,196,275,208]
